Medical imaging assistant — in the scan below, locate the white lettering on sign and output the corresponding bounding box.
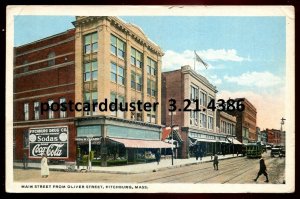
[32,144,64,157]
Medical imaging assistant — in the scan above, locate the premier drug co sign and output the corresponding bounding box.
[29,126,69,158]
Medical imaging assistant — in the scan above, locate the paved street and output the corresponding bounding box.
[14,152,285,184]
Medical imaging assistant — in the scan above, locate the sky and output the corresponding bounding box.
[14,16,286,130]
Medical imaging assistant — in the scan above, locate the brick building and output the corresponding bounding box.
[13,29,76,162]
[227,98,257,144]
[162,65,222,158]
[13,16,172,166]
[266,128,282,146]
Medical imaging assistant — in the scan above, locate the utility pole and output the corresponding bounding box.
[171,111,174,166]
[280,117,286,146]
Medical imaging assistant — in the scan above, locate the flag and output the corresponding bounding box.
[194,50,208,69]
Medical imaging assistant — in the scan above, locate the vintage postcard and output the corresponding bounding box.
[6,5,295,193]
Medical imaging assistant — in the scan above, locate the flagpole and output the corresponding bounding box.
[194,51,196,71]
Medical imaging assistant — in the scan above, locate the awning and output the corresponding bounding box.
[227,138,242,145]
[162,127,171,140]
[189,137,216,143]
[217,140,230,144]
[109,138,173,148]
[196,138,216,143]
[162,127,183,142]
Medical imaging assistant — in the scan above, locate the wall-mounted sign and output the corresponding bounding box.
[29,126,68,158]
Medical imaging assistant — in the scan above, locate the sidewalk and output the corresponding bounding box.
[14,154,243,174]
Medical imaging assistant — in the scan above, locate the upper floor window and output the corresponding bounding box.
[48,52,55,66]
[147,79,156,97]
[34,101,40,120]
[110,62,124,85]
[200,91,207,106]
[200,113,207,128]
[131,48,143,68]
[131,71,142,91]
[84,32,98,54]
[60,98,67,118]
[147,57,157,76]
[24,103,29,121]
[48,100,54,119]
[84,60,98,82]
[208,116,213,130]
[110,92,125,118]
[110,34,125,59]
[190,85,199,101]
[147,108,156,123]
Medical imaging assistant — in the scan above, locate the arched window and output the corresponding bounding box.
[48,52,55,66]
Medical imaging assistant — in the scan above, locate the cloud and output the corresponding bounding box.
[207,75,222,85]
[162,49,249,72]
[217,88,285,130]
[224,71,282,88]
[196,49,251,62]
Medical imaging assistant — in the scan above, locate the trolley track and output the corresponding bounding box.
[139,157,253,183]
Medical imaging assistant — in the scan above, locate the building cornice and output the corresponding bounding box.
[181,65,218,93]
[73,16,164,56]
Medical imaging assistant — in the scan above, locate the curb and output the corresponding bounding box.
[14,156,243,174]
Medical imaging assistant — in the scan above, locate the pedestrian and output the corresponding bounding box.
[199,149,203,162]
[195,147,199,161]
[213,153,219,170]
[22,152,28,169]
[41,153,49,178]
[253,157,269,183]
[155,150,161,165]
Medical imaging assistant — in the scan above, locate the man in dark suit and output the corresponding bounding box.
[254,157,269,182]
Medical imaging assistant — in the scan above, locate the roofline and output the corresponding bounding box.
[14,28,75,49]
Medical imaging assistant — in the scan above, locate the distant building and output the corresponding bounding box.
[281,131,286,146]
[266,128,281,146]
[261,130,268,145]
[162,65,220,158]
[227,98,257,144]
[256,127,261,142]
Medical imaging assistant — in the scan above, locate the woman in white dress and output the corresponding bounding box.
[41,153,49,178]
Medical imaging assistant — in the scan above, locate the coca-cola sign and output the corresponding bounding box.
[29,126,68,158]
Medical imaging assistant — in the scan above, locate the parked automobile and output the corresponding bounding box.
[266,145,272,150]
[279,147,285,157]
[271,146,281,157]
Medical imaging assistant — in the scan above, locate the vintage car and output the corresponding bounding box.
[279,147,285,157]
[271,147,281,157]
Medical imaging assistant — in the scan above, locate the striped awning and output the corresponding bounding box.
[109,138,173,149]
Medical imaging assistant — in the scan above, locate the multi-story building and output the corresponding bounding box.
[266,128,281,146]
[227,98,257,144]
[216,111,236,137]
[256,127,261,142]
[162,65,220,158]
[216,111,240,154]
[72,16,167,165]
[261,130,268,145]
[13,16,171,166]
[13,29,77,162]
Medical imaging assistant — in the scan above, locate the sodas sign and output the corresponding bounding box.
[29,126,68,158]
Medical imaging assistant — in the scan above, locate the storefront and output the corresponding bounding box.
[75,116,172,166]
[181,127,229,158]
